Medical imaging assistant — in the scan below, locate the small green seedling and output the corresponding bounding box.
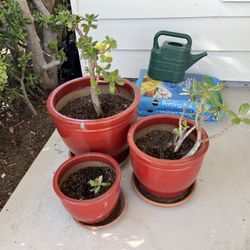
[173,80,250,158]
[88,175,111,195]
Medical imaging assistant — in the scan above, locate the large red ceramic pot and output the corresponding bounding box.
[127,114,209,198]
[47,76,140,162]
[53,153,121,224]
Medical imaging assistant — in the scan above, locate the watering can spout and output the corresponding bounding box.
[187,51,207,69]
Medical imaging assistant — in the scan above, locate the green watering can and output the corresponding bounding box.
[148,31,207,82]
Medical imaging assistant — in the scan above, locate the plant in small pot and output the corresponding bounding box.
[47,11,140,163]
[53,153,123,226]
[128,81,250,206]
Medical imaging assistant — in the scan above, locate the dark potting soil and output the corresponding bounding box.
[0,100,55,211]
[135,130,195,160]
[61,166,116,200]
[60,94,132,119]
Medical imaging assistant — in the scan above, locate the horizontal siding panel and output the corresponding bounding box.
[90,18,250,51]
[222,0,250,2]
[77,0,220,19]
[106,51,250,81]
[71,0,250,81]
[220,2,250,16]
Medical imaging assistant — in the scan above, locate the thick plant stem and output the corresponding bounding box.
[182,97,206,158]
[75,25,102,117]
[174,126,196,152]
[182,130,201,159]
[90,86,102,117]
[32,0,50,15]
[12,68,37,116]
[20,73,37,116]
[174,97,192,147]
[17,0,59,90]
[178,97,191,135]
[75,26,86,39]
[88,61,103,117]
[174,106,220,153]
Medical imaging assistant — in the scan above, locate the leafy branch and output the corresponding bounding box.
[173,80,250,158]
[54,10,124,117]
[10,53,38,115]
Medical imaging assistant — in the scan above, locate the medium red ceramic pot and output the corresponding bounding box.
[47,76,140,162]
[53,153,121,224]
[127,114,209,198]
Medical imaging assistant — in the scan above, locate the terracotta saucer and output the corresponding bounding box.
[131,173,196,207]
[69,148,129,167]
[74,190,127,230]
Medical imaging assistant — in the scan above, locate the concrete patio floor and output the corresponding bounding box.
[0,87,250,250]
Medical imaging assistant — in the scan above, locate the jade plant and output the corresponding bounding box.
[173,80,250,158]
[55,11,124,117]
[88,175,111,195]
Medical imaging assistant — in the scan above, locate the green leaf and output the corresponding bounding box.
[227,110,237,118]
[198,83,208,91]
[173,128,180,136]
[98,175,103,183]
[239,103,250,115]
[116,78,125,86]
[66,20,73,30]
[55,20,62,26]
[210,84,224,92]
[202,75,214,86]
[101,182,111,187]
[208,93,222,107]
[231,117,241,125]
[208,107,219,114]
[91,24,97,29]
[241,118,250,126]
[94,186,100,195]
[193,80,199,90]
[204,91,211,99]
[182,120,189,128]
[104,64,111,70]
[88,180,96,187]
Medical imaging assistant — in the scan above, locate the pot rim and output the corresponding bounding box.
[127,114,209,169]
[46,76,140,126]
[53,152,121,204]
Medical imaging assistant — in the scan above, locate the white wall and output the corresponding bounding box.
[70,0,250,81]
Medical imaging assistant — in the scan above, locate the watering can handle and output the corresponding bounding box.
[153,31,192,49]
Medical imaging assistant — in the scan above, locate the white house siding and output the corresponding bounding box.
[70,0,250,81]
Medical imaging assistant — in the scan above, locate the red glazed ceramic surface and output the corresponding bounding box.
[53,153,121,224]
[47,76,140,162]
[127,114,209,198]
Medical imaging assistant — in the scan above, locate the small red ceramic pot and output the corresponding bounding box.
[127,114,209,198]
[53,153,121,224]
[47,76,140,162]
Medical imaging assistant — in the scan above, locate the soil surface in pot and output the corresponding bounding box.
[60,94,132,119]
[61,166,116,200]
[135,130,194,160]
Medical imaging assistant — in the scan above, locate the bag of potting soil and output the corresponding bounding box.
[136,69,223,121]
